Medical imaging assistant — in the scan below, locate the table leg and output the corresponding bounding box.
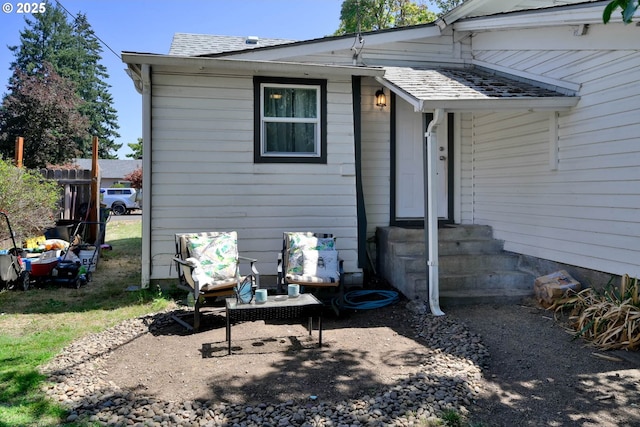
[226,309,231,355]
[318,314,322,347]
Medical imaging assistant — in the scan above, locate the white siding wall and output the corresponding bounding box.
[256,32,469,238]
[462,22,640,277]
[361,78,391,237]
[247,34,465,68]
[150,69,359,280]
[458,113,474,223]
[282,38,461,67]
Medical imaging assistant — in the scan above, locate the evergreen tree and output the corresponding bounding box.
[4,1,120,161]
[70,13,120,158]
[126,137,143,159]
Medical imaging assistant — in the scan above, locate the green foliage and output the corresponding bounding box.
[126,137,143,159]
[0,159,59,239]
[0,330,73,426]
[429,0,465,15]
[552,275,640,350]
[3,1,120,161]
[69,13,121,158]
[0,62,89,169]
[124,167,142,189]
[603,0,639,23]
[0,220,173,426]
[441,408,463,427]
[335,0,437,35]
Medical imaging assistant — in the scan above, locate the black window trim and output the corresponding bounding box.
[253,76,327,164]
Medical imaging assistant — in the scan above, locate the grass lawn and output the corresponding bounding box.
[0,219,174,427]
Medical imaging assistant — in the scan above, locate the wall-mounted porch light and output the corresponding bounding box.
[375,88,387,107]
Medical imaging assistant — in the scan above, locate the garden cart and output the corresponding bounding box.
[0,211,29,291]
[46,219,105,288]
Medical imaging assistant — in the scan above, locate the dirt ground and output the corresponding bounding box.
[447,301,640,427]
[102,297,640,426]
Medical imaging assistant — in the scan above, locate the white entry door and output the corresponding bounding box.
[395,99,449,220]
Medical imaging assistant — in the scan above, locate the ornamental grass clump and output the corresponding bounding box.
[551,275,639,351]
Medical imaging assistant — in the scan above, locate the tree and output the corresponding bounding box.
[126,137,143,159]
[124,167,142,189]
[429,0,465,15]
[69,13,121,158]
[0,159,59,239]
[603,0,638,23]
[0,62,89,169]
[335,0,437,35]
[5,2,120,160]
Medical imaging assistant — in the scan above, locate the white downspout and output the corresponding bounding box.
[424,108,445,316]
[141,64,152,288]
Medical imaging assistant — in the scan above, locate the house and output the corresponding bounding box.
[73,158,142,189]
[123,0,639,312]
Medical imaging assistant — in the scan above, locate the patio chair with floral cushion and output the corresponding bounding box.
[173,231,259,331]
[277,232,344,310]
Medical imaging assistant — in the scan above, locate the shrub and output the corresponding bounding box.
[552,275,640,350]
[124,167,142,189]
[0,159,59,241]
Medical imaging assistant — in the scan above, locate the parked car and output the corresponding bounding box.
[100,188,140,215]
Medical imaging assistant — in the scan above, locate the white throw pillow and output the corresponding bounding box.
[302,250,338,279]
[286,234,335,275]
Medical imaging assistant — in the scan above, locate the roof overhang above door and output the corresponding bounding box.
[377,66,580,112]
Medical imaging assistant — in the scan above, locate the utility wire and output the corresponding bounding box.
[55,0,122,61]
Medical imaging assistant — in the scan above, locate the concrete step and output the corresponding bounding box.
[401,253,521,275]
[440,253,520,274]
[440,288,533,306]
[377,225,534,305]
[439,224,494,241]
[382,224,494,243]
[392,239,504,257]
[408,270,533,292]
[440,239,504,256]
[440,270,533,291]
[390,241,426,257]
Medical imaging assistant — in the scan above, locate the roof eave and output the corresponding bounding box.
[418,97,580,112]
[452,2,609,31]
[121,52,385,77]
[211,24,442,61]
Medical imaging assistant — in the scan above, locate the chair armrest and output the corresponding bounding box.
[173,256,202,268]
[277,252,284,293]
[239,255,260,289]
[172,257,202,295]
[173,256,192,268]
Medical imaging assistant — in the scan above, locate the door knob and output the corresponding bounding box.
[439,156,447,161]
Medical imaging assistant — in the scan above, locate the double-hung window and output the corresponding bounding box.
[254,77,327,163]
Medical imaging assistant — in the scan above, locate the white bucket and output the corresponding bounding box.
[79,247,98,272]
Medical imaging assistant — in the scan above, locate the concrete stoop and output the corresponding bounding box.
[376,225,535,306]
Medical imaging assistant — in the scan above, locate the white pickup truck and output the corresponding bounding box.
[100,188,141,215]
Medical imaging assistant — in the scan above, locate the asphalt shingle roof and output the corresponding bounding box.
[73,159,142,179]
[168,33,296,56]
[383,66,569,100]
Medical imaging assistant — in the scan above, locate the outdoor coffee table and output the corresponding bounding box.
[225,293,323,355]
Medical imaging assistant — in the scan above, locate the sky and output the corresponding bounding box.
[0,0,353,159]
